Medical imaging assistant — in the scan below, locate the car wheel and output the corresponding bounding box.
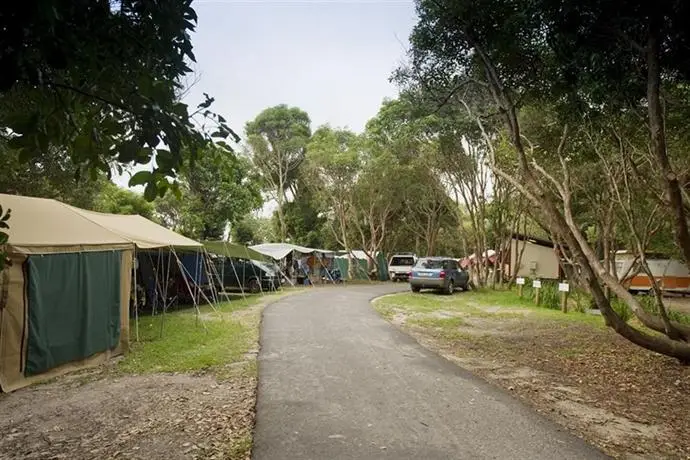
[446,281,454,295]
[411,285,421,293]
[248,278,261,294]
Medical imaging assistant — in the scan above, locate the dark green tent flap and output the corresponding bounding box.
[25,251,122,376]
[203,241,268,262]
[335,252,389,281]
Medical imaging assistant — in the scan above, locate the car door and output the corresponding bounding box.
[446,259,460,284]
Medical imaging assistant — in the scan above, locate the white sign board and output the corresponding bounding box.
[532,280,542,289]
[516,277,525,285]
[559,282,570,292]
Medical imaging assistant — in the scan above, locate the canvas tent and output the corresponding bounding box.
[0,194,134,392]
[249,242,333,260]
[0,194,208,392]
[335,250,389,281]
[250,243,335,283]
[204,241,268,262]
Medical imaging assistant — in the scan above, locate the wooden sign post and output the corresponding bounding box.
[533,279,542,305]
[559,282,570,313]
[516,277,525,297]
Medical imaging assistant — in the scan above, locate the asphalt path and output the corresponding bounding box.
[252,284,606,460]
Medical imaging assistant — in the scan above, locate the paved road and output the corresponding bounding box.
[253,285,606,460]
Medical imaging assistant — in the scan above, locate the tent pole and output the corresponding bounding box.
[171,247,207,330]
[316,253,334,284]
[133,248,140,342]
[205,247,228,304]
[202,248,222,307]
[222,242,250,305]
[174,249,218,313]
[159,248,168,339]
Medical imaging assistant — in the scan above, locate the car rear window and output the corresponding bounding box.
[416,259,444,269]
[390,257,415,266]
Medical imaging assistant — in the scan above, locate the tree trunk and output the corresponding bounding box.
[470,37,690,360]
[647,20,690,269]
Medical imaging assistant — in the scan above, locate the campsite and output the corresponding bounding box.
[3,2,690,460]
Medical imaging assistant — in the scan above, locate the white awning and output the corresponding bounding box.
[249,243,333,260]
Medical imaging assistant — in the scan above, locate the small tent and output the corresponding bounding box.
[0,194,134,392]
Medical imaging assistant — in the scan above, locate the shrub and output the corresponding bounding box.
[539,281,561,310]
[610,297,633,322]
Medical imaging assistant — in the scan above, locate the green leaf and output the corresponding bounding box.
[129,171,153,187]
[144,182,158,201]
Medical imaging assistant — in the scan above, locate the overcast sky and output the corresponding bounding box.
[114,0,418,209]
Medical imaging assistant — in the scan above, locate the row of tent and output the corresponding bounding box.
[0,194,387,393]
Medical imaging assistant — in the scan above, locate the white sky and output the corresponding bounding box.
[113,0,418,216]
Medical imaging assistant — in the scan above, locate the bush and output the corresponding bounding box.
[539,281,561,310]
[610,297,633,322]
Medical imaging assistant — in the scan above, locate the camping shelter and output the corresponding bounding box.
[204,241,269,262]
[65,208,215,336]
[0,194,210,392]
[335,250,389,281]
[250,243,335,283]
[0,194,134,392]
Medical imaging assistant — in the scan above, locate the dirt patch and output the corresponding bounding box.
[0,373,254,460]
[385,307,690,459]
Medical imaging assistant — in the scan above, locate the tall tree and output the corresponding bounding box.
[304,126,362,261]
[94,182,155,220]
[404,0,690,360]
[0,1,235,268]
[246,105,311,242]
[154,146,262,240]
[0,142,107,209]
[0,1,234,197]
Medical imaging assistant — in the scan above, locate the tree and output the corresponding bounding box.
[350,147,404,270]
[404,0,690,360]
[246,105,311,241]
[232,215,259,246]
[0,1,235,197]
[94,182,155,220]
[0,142,107,209]
[0,1,236,268]
[304,126,362,260]
[154,146,262,240]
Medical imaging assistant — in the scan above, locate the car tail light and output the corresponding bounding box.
[408,271,412,278]
[439,271,446,279]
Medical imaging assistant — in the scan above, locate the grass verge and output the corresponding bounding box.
[372,289,690,459]
[119,289,299,376]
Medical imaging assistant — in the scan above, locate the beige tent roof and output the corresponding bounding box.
[1,194,132,252]
[0,193,201,252]
[69,207,202,249]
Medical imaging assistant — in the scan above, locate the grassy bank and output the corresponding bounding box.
[115,288,300,460]
[373,289,690,459]
[119,289,300,376]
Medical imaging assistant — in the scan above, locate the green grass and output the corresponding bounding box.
[119,289,301,375]
[375,289,604,326]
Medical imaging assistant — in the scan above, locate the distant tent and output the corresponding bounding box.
[335,250,388,281]
[203,240,269,262]
[249,242,333,261]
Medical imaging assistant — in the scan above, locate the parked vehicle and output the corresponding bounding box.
[214,257,281,294]
[409,257,470,294]
[388,253,417,282]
